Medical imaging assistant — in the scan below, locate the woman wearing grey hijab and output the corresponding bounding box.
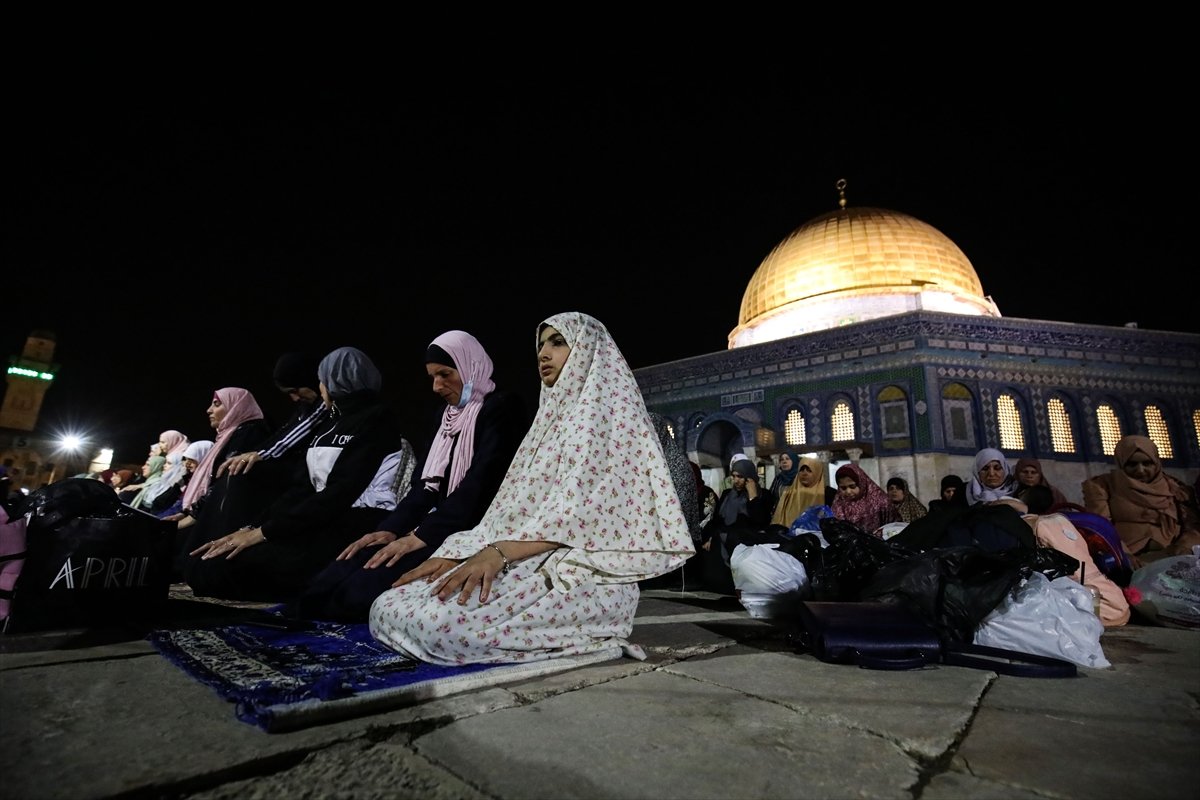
[184,346,412,603]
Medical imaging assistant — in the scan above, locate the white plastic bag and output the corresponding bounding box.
[730,543,808,594]
[1129,548,1200,630]
[974,572,1111,669]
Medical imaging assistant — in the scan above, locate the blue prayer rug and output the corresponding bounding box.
[148,617,622,732]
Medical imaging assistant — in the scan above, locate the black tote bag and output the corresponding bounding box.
[4,505,174,633]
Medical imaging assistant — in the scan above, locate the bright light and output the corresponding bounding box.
[58,435,84,452]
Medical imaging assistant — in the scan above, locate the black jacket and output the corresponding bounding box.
[378,389,529,552]
[259,390,407,543]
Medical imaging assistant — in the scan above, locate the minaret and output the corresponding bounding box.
[1,330,59,432]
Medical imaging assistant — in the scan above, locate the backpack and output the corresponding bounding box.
[1052,503,1134,588]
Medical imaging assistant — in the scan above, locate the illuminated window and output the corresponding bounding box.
[1048,397,1076,454]
[1097,404,1122,456]
[997,393,1025,450]
[1144,406,1173,459]
[831,400,855,442]
[941,382,976,449]
[1194,409,1200,450]
[784,407,806,446]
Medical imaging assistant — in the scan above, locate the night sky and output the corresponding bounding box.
[9,59,1193,467]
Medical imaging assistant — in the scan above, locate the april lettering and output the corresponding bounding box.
[47,556,152,590]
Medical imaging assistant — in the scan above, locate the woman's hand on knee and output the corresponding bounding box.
[365,534,426,569]
[194,527,265,560]
[339,530,397,561]
[393,557,458,588]
[434,546,505,605]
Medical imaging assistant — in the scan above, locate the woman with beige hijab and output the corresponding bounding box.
[771,456,835,527]
[1082,435,1200,566]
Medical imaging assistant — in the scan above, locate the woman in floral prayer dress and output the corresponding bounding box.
[369,311,694,665]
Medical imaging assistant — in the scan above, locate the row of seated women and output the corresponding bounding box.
[158,312,694,666]
[767,441,1198,569]
[972,441,1200,567]
[694,439,1199,601]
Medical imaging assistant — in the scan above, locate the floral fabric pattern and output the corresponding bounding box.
[370,311,694,665]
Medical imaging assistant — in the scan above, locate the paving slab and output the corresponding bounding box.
[2,592,1197,800]
[665,643,990,761]
[416,669,921,800]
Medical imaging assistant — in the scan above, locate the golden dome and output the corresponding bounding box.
[729,205,999,348]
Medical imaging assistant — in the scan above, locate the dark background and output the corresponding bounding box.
[9,59,1193,467]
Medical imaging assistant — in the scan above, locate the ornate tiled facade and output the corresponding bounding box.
[635,311,1200,505]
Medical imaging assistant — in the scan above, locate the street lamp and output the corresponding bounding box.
[46,434,86,485]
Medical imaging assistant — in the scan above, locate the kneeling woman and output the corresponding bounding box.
[185,346,409,602]
[369,312,694,665]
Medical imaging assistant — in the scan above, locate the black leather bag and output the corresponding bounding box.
[4,503,174,633]
[795,600,1077,678]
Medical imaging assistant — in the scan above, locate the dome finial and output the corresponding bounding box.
[836,178,848,210]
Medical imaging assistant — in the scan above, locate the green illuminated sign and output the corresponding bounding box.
[7,366,55,381]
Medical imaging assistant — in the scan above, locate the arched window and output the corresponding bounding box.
[941,382,976,450]
[877,385,911,450]
[783,406,806,447]
[831,399,855,442]
[1097,404,1123,456]
[1143,405,1173,459]
[1047,396,1077,454]
[997,392,1026,450]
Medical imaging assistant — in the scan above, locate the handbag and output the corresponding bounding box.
[794,600,1078,678]
[4,502,174,633]
[0,503,28,627]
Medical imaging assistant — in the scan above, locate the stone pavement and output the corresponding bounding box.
[1,588,1197,800]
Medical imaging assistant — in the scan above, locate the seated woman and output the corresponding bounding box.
[171,387,274,570]
[1014,457,1069,509]
[966,448,1024,510]
[156,440,213,520]
[292,330,530,622]
[831,463,898,535]
[927,473,968,513]
[698,456,773,594]
[638,411,702,590]
[772,455,835,529]
[885,476,927,523]
[767,451,798,518]
[1081,434,1200,567]
[368,312,694,666]
[119,451,165,507]
[138,430,192,516]
[184,347,410,602]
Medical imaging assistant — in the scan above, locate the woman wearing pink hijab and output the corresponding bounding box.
[293,330,530,622]
[134,430,192,512]
[831,462,899,536]
[173,387,272,540]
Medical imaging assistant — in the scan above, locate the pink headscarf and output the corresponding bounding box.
[159,430,190,458]
[181,387,265,512]
[420,331,496,495]
[831,462,897,535]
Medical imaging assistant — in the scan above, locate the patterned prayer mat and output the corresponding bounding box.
[148,617,622,732]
